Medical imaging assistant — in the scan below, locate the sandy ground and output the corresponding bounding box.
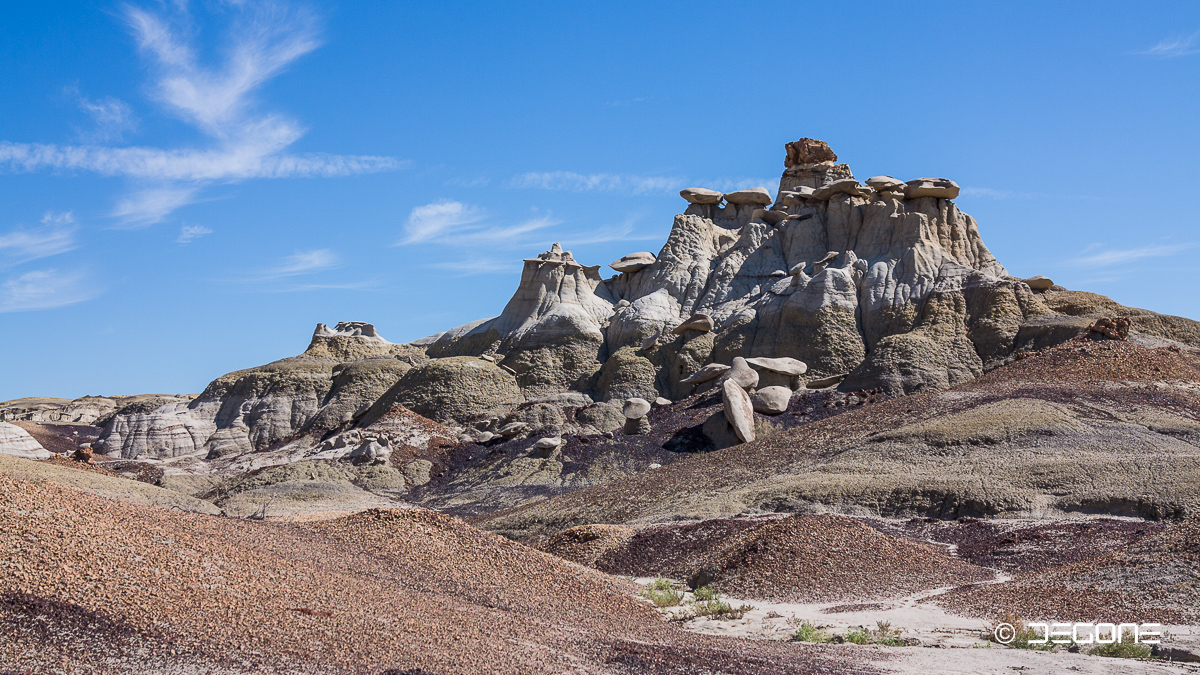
[635,578,1200,674]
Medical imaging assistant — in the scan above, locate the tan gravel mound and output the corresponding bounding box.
[687,514,994,603]
[0,474,876,674]
[538,523,636,568]
[934,515,1200,623]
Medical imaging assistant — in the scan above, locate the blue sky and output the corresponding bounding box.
[2,1,1199,400]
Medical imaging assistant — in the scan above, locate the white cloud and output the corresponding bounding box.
[401,201,485,244]
[0,269,98,312]
[1070,243,1194,266]
[508,171,686,194]
[259,249,340,279]
[77,95,138,142]
[0,212,78,264]
[112,186,201,226]
[0,2,402,224]
[427,258,515,276]
[177,224,213,243]
[1136,32,1200,58]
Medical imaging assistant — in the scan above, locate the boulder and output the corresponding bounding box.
[622,398,651,420]
[610,252,657,273]
[654,397,672,407]
[806,374,846,389]
[723,187,772,205]
[680,187,723,205]
[534,437,561,450]
[751,386,792,415]
[722,357,760,390]
[904,178,960,199]
[0,422,50,460]
[497,422,528,437]
[745,357,808,377]
[812,179,872,200]
[681,363,730,385]
[746,356,808,389]
[1089,316,1131,341]
[784,138,838,167]
[757,209,789,226]
[866,175,906,192]
[722,380,756,443]
[577,402,625,433]
[1024,275,1054,291]
[671,313,715,335]
[372,356,522,425]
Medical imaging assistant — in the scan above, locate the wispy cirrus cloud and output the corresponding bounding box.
[259,249,341,279]
[0,269,99,313]
[75,94,138,143]
[1069,243,1195,266]
[508,171,686,194]
[176,224,213,244]
[400,201,485,244]
[0,212,79,265]
[0,2,402,226]
[427,258,516,277]
[507,171,776,197]
[1136,31,1200,58]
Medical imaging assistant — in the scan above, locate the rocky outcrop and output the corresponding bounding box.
[0,422,50,460]
[367,356,522,426]
[98,321,421,460]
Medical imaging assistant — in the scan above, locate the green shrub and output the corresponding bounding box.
[692,587,717,602]
[640,577,683,607]
[1088,631,1153,659]
[692,592,752,620]
[790,621,832,643]
[841,627,872,645]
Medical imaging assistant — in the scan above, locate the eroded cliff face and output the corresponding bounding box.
[96,324,424,460]
[427,138,1116,400]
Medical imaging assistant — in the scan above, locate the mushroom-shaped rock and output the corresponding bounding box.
[723,187,772,205]
[497,421,529,436]
[680,187,723,204]
[654,397,672,407]
[751,386,792,415]
[681,363,730,385]
[610,252,657,273]
[745,357,808,377]
[722,357,760,390]
[623,416,651,435]
[622,397,651,420]
[1024,275,1054,291]
[722,380,756,443]
[812,179,872,200]
[757,209,789,226]
[866,176,906,192]
[534,437,562,450]
[904,178,960,200]
[671,313,714,335]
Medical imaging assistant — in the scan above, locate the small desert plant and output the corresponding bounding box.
[790,621,832,643]
[841,627,873,645]
[1088,631,1153,659]
[693,593,752,620]
[692,586,718,602]
[982,609,1056,651]
[641,577,684,607]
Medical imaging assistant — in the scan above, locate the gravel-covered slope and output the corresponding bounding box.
[474,339,1200,539]
[0,473,881,675]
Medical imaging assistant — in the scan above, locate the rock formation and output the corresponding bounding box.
[92,136,1200,469]
[0,422,50,460]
